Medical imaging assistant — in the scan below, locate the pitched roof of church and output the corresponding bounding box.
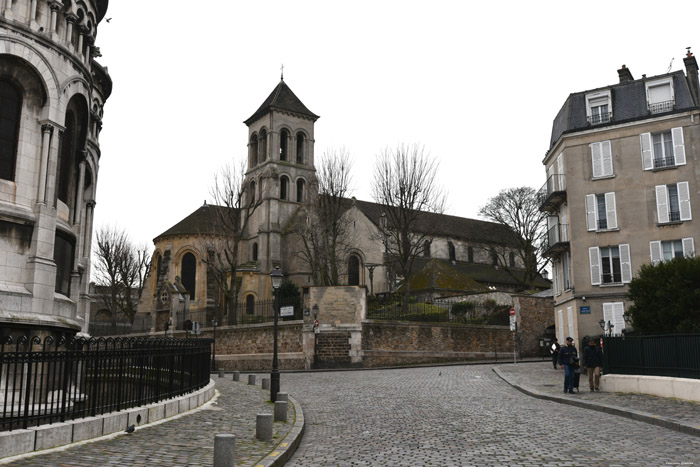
[348,198,521,246]
[244,79,320,125]
[154,203,231,241]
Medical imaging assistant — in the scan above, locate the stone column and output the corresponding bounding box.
[49,1,62,38]
[73,154,86,225]
[28,0,39,30]
[82,201,95,257]
[46,128,63,207]
[3,0,14,20]
[77,26,86,59]
[65,14,77,51]
[37,123,53,204]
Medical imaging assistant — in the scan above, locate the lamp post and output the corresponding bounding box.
[270,266,283,402]
[211,318,218,371]
[312,304,319,369]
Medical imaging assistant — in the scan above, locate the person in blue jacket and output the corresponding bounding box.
[558,336,579,394]
[583,338,603,391]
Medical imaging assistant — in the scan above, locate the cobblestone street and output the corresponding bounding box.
[283,363,700,466]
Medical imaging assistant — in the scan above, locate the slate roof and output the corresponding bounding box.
[549,70,698,149]
[348,198,521,246]
[154,203,232,241]
[244,80,319,126]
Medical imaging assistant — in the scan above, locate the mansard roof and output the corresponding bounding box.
[549,70,698,149]
[154,203,232,241]
[244,79,319,126]
[349,198,521,246]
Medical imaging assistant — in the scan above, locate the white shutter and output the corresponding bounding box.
[567,306,575,340]
[649,241,662,265]
[656,185,669,223]
[603,303,614,333]
[682,237,695,258]
[557,309,565,344]
[591,142,603,178]
[585,194,597,231]
[605,192,618,229]
[640,133,653,170]
[678,181,692,221]
[556,154,565,190]
[601,141,613,176]
[619,244,632,283]
[589,247,601,285]
[612,302,626,335]
[672,127,686,166]
[553,262,560,296]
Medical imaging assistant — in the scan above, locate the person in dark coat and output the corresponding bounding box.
[550,338,560,370]
[558,336,579,394]
[583,338,603,391]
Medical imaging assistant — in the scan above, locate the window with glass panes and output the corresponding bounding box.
[652,131,674,168]
[662,240,684,261]
[668,184,680,221]
[600,246,621,284]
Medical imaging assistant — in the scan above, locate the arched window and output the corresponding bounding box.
[54,231,74,295]
[348,255,361,286]
[491,248,498,265]
[182,252,197,301]
[246,294,255,315]
[252,242,258,261]
[423,240,431,257]
[250,134,258,166]
[296,132,304,164]
[0,80,22,181]
[509,252,516,267]
[260,129,267,162]
[280,175,288,200]
[468,247,474,263]
[296,179,305,202]
[156,254,163,283]
[249,180,256,204]
[279,129,289,161]
[448,242,456,261]
[56,96,87,208]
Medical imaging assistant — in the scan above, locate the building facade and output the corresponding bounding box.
[0,0,111,336]
[540,52,700,345]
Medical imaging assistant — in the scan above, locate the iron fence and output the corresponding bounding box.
[89,314,151,336]
[0,335,211,431]
[603,334,700,379]
[176,298,303,329]
[367,296,510,325]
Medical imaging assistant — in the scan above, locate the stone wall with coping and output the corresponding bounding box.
[513,294,554,356]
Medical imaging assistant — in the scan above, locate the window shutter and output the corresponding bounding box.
[682,237,695,257]
[556,154,565,190]
[605,192,618,229]
[655,185,669,223]
[603,303,614,333]
[553,263,560,295]
[589,247,601,285]
[585,194,597,231]
[567,306,575,340]
[612,302,626,334]
[619,243,632,283]
[640,133,653,170]
[591,142,603,178]
[602,141,613,176]
[678,181,692,221]
[671,127,686,166]
[649,241,662,265]
[557,309,564,344]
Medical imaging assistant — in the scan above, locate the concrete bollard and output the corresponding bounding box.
[232,371,240,382]
[276,392,288,402]
[248,374,256,385]
[256,414,273,441]
[214,434,235,466]
[274,400,288,422]
[262,377,270,390]
[218,368,225,378]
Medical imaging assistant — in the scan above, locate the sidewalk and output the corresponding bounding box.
[495,361,700,437]
[0,374,304,466]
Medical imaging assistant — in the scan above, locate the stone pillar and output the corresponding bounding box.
[49,1,62,38]
[73,154,86,225]
[77,28,85,58]
[65,14,77,51]
[82,201,95,257]
[46,128,63,207]
[3,0,14,20]
[37,123,53,204]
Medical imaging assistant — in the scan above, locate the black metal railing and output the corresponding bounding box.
[653,156,676,169]
[537,174,566,212]
[587,112,611,125]
[603,334,700,379]
[669,211,681,222]
[176,297,303,329]
[597,218,608,230]
[543,223,569,251]
[0,335,211,431]
[649,100,674,114]
[367,296,510,325]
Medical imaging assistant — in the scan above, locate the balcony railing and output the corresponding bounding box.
[669,211,681,222]
[587,112,611,125]
[653,156,676,169]
[597,218,608,230]
[649,100,674,114]
[538,174,567,213]
[542,223,569,257]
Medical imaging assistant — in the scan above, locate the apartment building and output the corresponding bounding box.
[540,51,700,345]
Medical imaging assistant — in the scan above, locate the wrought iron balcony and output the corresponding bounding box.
[587,112,611,125]
[538,174,567,213]
[542,223,569,257]
[653,156,676,169]
[649,100,674,114]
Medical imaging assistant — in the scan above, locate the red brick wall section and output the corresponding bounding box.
[315,332,352,368]
[513,294,554,357]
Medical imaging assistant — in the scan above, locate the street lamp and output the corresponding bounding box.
[312,304,320,369]
[270,266,283,402]
[598,319,613,336]
[211,318,218,371]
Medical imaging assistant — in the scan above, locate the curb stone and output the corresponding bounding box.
[493,367,700,438]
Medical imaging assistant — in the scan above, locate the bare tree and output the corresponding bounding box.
[93,226,151,323]
[478,186,549,289]
[204,160,257,323]
[293,148,354,286]
[371,143,446,302]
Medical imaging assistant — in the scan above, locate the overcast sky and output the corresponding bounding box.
[93,0,700,251]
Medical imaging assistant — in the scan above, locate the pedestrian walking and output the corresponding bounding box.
[558,336,579,394]
[583,338,603,391]
[550,338,560,369]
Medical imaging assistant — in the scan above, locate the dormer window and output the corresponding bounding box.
[646,78,674,114]
[586,91,612,125]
